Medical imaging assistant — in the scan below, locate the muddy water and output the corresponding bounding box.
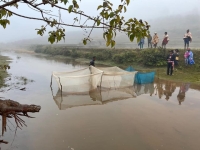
[0,51,200,150]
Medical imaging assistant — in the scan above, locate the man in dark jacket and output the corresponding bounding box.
[166,50,175,75]
[89,56,96,66]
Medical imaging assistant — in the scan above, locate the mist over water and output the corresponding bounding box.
[0,0,200,48]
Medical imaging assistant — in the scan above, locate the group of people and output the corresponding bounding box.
[184,48,195,65]
[138,32,169,49]
[166,48,195,76]
[138,29,192,49]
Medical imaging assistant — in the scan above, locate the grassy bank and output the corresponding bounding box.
[0,54,10,88]
[33,45,200,84]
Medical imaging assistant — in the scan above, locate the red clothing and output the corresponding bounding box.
[162,35,169,45]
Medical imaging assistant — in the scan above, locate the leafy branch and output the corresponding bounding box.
[0,0,150,47]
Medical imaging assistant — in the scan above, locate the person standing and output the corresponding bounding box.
[162,32,169,49]
[147,34,152,48]
[183,29,192,49]
[152,32,159,48]
[184,49,189,65]
[187,48,195,65]
[166,50,175,75]
[174,49,179,66]
[89,56,96,66]
[138,38,145,49]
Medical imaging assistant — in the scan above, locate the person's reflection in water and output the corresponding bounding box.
[149,83,155,96]
[163,81,176,101]
[144,84,149,94]
[137,84,142,95]
[177,83,190,105]
[155,80,164,99]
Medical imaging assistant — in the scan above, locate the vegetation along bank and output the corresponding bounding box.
[33,45,200,84]
[0,54,10,89]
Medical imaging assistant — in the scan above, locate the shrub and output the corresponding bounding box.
[141,48,167,66]
[71,50,80,58]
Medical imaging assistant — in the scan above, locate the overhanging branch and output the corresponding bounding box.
[0,0,21,8]
[3,8,109,29]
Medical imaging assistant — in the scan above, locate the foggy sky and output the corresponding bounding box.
[0,0,200,43]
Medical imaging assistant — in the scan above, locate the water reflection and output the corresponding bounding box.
[163,81,176,101]
[177,83,190,105]
[153,79,191,105]
[134,83,155,96]
[52,87,137,110]
[52,79,196,109]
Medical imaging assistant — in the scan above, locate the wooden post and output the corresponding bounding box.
[99,73,103,103]
[50,74,53,87]
[100,73,103,89]
[50,86,54,97]
[58,77,62,96]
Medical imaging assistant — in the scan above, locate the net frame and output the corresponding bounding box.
[96,66,138,89]
[51,66,103,93]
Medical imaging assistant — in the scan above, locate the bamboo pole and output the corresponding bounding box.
[58,77,62,96]
[50,74,53,87]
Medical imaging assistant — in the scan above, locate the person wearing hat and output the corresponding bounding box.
[152,32,159,48]
[166,50,175,75]
[162,32,169,49]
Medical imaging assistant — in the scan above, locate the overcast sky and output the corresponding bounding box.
[0,0,200,42]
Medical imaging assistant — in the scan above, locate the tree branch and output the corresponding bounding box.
[0,0,21,8]
[3,8,109,29]
[1,1,122,31]
[51,3,112,28]
[87,16,99,39]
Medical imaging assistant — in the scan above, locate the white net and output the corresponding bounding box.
[53,87,136,110]
[100,87,137,103]
[52,66,103,93]
[96,66,138,88]
[53,89,102,109]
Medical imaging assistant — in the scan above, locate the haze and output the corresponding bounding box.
[0,0,200,45]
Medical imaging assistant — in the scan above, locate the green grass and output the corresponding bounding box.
[0,55,10,88]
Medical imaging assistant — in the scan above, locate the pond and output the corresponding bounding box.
[0,51,200,150]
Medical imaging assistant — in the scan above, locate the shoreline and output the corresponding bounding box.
[6,48,200,85]
[0,54,11,89]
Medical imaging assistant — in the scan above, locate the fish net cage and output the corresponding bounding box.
[96,66,138,88]
[51,66,103,93]
[51,66,138,93]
